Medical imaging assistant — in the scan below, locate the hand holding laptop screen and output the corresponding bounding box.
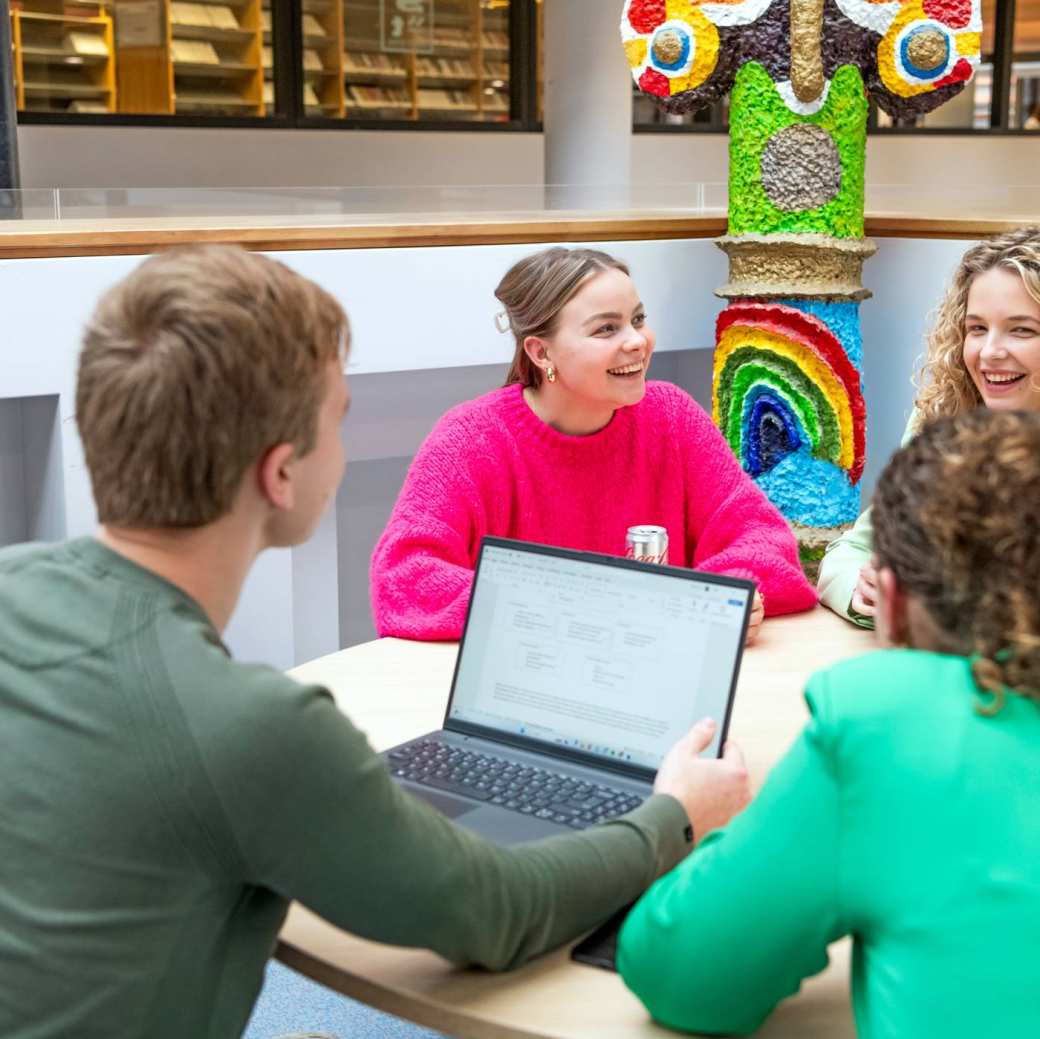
[653,718,750,843]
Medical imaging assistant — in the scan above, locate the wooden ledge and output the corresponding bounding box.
[0,214,727,259]
[0,212,1037,260]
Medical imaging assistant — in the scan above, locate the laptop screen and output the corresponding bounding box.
[446,541,751,771]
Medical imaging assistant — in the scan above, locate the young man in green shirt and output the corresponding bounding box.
[0,245,751,1038]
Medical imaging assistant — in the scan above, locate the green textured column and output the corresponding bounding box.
[727,63,867,239]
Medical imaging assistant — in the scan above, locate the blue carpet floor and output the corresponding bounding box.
[243,961,449,1039]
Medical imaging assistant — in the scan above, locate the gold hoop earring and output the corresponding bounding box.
[546,366,556,383]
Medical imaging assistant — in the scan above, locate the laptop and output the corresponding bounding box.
[384,536,753,844]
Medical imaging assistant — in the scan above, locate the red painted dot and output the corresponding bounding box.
[936,57,973,87]
[639,66,671,97]
[923,0,973,29]
[628,0,667,35]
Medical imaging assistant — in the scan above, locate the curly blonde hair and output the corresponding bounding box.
[914,227,1040,422]
[873,410,1040,711]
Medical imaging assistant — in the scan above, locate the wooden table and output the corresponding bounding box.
[278,608,873,1039]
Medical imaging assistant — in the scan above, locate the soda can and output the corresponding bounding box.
[626,525,669,565]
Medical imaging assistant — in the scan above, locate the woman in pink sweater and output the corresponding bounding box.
[371,247,816,642]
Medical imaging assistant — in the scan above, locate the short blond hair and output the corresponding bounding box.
[76,245,349,527]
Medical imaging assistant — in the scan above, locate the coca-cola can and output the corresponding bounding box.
[626,525,669,564]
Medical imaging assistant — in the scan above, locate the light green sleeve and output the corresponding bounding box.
[817,504,876,627]
[816,412,920,629]
[616,678,847,1036]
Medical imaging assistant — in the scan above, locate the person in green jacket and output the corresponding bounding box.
[618,407,1040,1038]
[818,226,1040,627]
[0,245,752,1039]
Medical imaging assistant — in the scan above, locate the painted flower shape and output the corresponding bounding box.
[621,0,722,98]
[875,0,980,98]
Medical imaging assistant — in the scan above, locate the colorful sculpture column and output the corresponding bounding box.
[620,0,982,571]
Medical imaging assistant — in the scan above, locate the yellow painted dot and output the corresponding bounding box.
[624,37,648,69]
[956,31,981,57]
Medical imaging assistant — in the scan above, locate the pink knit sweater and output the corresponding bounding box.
[371,381,816,640]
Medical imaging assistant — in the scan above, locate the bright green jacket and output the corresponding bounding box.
[618,649,1040,1038]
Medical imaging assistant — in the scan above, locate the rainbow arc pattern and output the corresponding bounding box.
[713,302,866,486]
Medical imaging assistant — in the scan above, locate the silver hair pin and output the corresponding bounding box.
[494,310,511,334]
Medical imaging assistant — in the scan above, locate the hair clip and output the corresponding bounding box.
[494,310,511,334]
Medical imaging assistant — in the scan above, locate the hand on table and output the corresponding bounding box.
[745,591,764,645]
[654,718,751,845]
[850,561,879,617]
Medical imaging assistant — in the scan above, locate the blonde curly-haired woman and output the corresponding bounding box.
[819,227,1040,627]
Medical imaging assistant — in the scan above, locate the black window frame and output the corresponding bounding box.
[12,0,1037,133]
[15,0,539,131]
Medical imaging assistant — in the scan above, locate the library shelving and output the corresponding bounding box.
[341,0,510,122]
[115,0,264,116]
[9,0,512,120]
[10,1,116,114]
[260,0,271,108]
[302,0,344,117]
[10,9,22,110]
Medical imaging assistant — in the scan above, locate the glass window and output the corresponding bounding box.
[9,0,278,116]
[11,0,116,114]
[1012,0,1040,127]
[633,91,727,130]
[337,0,512,122]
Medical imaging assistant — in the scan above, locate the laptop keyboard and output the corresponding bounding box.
[389,739,645,829]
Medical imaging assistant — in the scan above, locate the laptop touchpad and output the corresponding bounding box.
[412,787,480,820]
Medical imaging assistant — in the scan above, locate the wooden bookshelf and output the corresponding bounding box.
[11,2,116,113]
[302,0,344,117]
[341,0,510,122]
[341,0,410,119]
[476,0,508,119]
[10,10,24,110]
[172,0,264,115]
[260,0,271,107]
[114,0,263,115]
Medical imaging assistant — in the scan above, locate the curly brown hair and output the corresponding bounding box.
[873,410,1040,712]
[914,227,1040,422]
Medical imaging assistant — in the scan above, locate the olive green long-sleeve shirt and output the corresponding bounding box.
[0,538,691,1039]
[618,649,1040,1038]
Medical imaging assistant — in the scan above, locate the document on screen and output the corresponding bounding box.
[449,545,747,768]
